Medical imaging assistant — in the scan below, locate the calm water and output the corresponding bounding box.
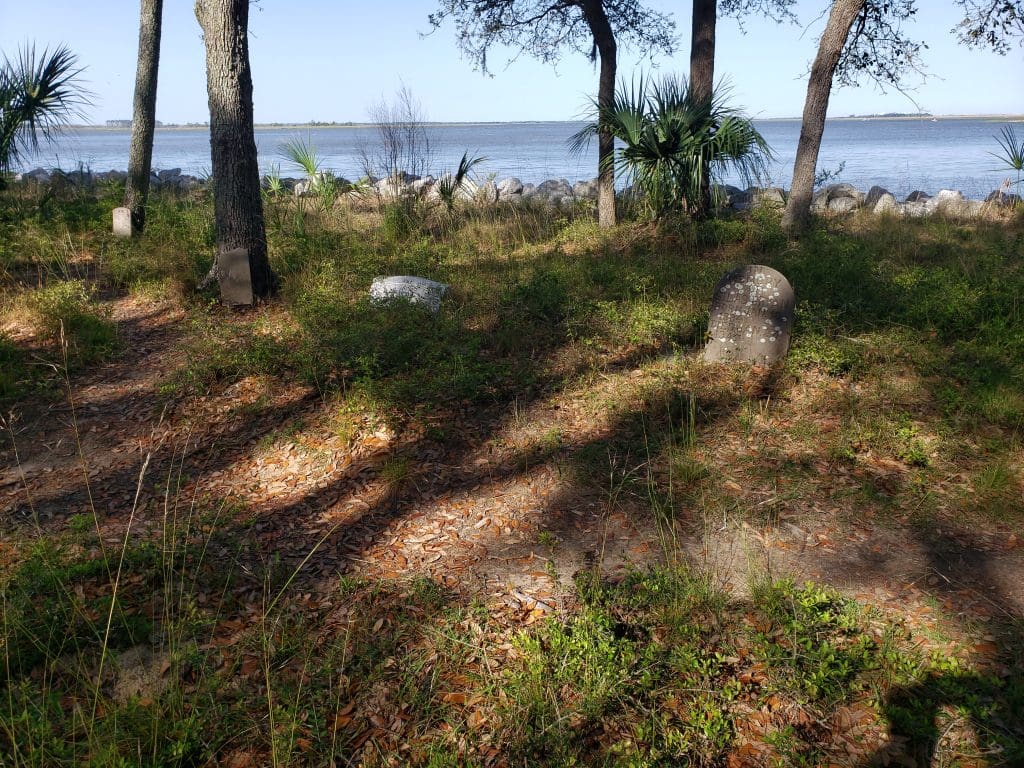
[18,118,1022,200]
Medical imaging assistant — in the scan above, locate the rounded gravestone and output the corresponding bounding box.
[704,265,795,365]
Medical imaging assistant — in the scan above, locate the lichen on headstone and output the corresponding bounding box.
[704,265,795,365]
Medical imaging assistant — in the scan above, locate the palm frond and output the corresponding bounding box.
[582,73,772,218]
[280,135,321,179]
[990,125,1024,172]
[0,43,89,172]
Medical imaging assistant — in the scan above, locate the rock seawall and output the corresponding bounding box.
[11,167,1021,217]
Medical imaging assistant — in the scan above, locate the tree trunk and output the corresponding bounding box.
[781,0,865,234]
[581,0,618,228]
[123,0,163,234]
[690,0,717,107]
[195,0,274,299]
[690,0,717,217]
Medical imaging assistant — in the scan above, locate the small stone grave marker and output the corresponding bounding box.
[112,207,134,238]
[369,275,449,313]
[704,265,795,365]
[218,247,254,306]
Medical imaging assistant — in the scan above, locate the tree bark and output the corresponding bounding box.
[690,0,717,106]
[690,0,717,217]
[123,0,163,233]
[581,0,618,228]
[195,0,274,299]
[781,0,865,234]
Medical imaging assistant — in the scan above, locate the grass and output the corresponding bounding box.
[4,539,1020,766]
[1,178,1022,765]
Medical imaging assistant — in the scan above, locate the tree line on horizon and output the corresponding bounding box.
[2,0,1021,300]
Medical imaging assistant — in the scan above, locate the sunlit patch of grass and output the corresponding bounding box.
[14,279,119,365]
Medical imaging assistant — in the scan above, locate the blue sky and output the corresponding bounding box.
[1,1,1021,123]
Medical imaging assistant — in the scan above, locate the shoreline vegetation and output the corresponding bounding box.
[65,113,1024,130]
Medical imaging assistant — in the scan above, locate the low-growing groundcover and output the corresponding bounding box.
[0,180,1022,766]
[3,541,1021,766]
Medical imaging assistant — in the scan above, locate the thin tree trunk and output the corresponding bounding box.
[123,0,163,233]
[690,0,717,106]
[781,0,865,233]
[690,0,717,217]
[581,0,617,228]
[195,0,274,299]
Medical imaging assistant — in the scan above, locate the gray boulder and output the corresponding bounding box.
[749,186,786,208]
[985,189,1022,208]
[22,167,52,183]
[537,178,572,199]
[375,176,412,199]
[520,183,538,199]
[827,196,860,214]
[865,185,891,209]
[873,193,900,215]
[729,187,753,210]
[497,177,524,198]
[712,184,744,208]
[474,180,499,205]
[410,176,435,195]
[904,201,930,218]
[905,190,931,203]
[825,183,862,201]
[930,189,965,215]
[573,179,598,199]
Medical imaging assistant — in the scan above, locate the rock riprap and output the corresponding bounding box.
[369,276,449,313]
[704,265,795,365]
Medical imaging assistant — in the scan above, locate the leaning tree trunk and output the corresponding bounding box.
[195,0,274,299]
[581,0,618,228]
[123,0,163,233]
[690,0,717,217]
[781,0,865,234]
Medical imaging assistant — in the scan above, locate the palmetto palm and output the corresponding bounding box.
[991,124,1024,203]
[0,44,87,175]
[572,75,772,218]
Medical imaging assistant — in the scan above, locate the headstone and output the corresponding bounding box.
[218,248,254,306]
[112,207,134,238]
[369,275,449,313]
[705,265,795,365]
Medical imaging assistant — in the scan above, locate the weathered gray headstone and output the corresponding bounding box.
[704,265,795,365]
[369,275,449,313]
[218,248,254,306]
[112,207,134,238]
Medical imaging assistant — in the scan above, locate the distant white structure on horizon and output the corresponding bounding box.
[105,119,164,128]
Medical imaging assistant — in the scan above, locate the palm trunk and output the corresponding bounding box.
[581,0,618,228]
[690,0,717,217]
[123,0,163,233]
[195,0,274,299]
[781,0,865,233]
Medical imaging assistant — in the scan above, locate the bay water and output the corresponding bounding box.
[18,117,1022,200]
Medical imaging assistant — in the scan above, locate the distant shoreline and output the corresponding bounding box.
[70,114,1024,131]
